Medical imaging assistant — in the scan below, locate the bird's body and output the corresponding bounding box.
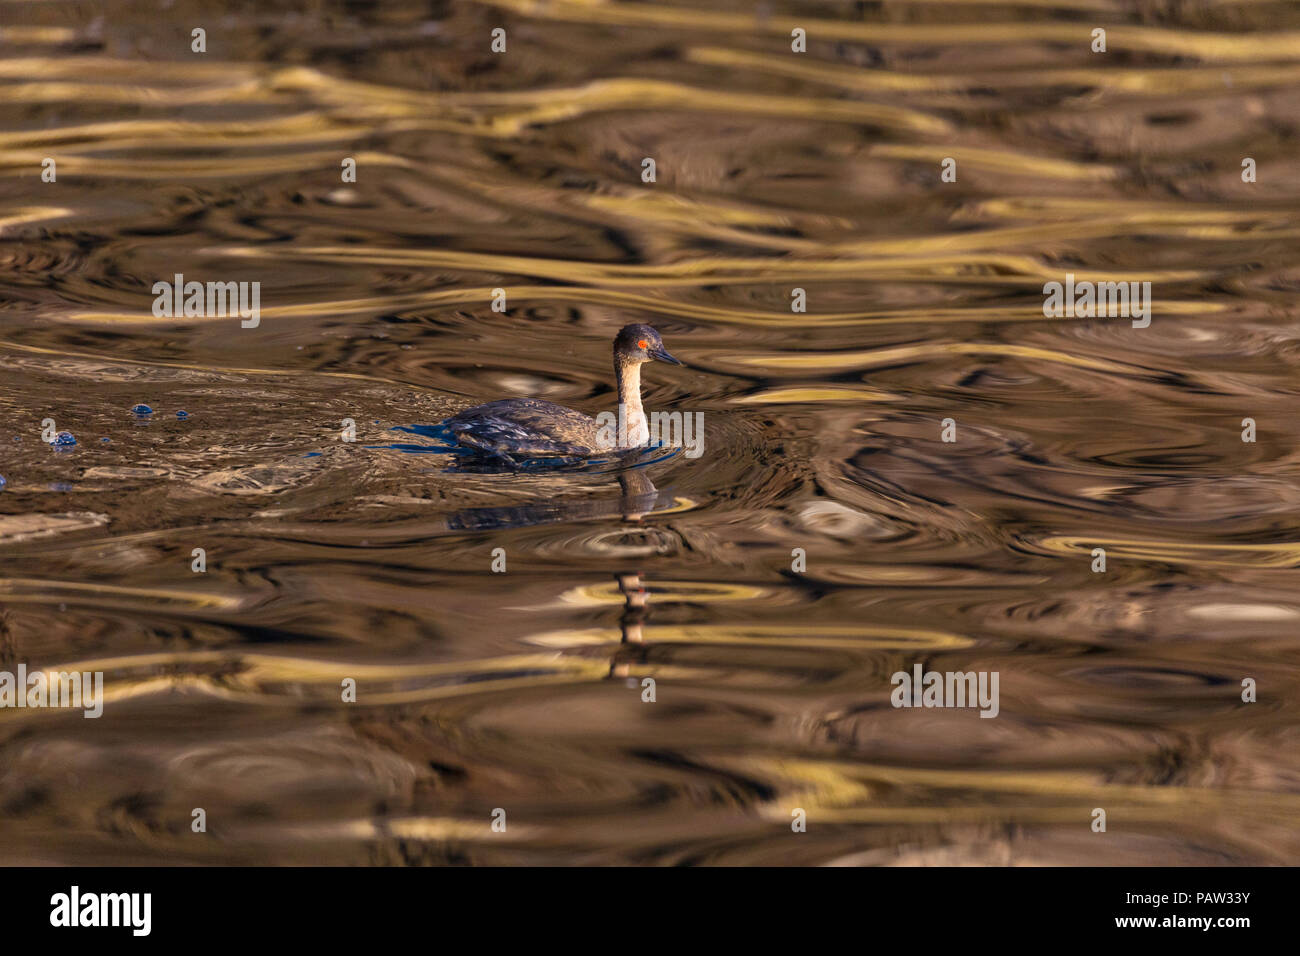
[445,324,682,465]
[445,398,602,458]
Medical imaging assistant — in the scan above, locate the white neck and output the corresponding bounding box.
[616,361,647,448]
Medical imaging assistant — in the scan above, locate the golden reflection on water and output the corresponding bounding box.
[1,0,1299,865]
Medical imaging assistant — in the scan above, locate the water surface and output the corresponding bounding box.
[2,0,1299,865]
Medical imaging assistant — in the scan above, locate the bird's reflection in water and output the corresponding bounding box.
[438,462,662,679]
[610,571,649,680]
[610,467,656,678]
[439,458,664,531]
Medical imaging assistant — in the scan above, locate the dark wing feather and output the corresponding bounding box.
[445,399,603,457]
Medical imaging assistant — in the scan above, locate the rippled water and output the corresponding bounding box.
[2,1,1300,865]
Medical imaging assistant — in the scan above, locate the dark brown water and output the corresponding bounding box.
[2,0,1299,865]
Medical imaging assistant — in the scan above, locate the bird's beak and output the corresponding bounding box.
[650,347,683,366]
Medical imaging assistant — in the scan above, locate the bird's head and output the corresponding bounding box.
[614,323,682,367]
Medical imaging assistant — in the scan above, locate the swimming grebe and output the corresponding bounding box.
[445,323,682,464]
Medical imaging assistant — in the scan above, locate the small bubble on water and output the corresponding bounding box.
[50,431,76,447]
[176,410,189,420]
[101,437,110,443]
[130,403,153,416]
[0,475,6,490]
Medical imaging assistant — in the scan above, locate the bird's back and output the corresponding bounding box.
[445,398,603,457]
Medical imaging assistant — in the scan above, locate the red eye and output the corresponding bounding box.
[637,340,649,349]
